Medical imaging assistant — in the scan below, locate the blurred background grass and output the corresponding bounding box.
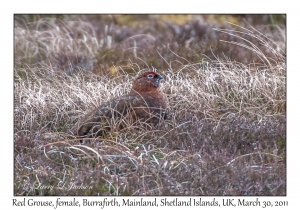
[14,14,286,75]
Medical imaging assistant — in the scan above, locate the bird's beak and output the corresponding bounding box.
[154,74,163,87]
[157,75,163,80]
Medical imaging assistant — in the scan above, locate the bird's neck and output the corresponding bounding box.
[130,88,162,97]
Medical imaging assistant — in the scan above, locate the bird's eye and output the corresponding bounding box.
[147,74,154,79]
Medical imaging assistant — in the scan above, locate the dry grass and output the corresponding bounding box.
[14,14,286,196]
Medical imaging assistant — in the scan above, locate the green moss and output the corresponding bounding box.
[95,181,110,195]
[276,136,285,149]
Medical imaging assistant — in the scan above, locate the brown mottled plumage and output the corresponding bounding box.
[70,71,166,138]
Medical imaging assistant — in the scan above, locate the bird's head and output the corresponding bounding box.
[131,71,164,93]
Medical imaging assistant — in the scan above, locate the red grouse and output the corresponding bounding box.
[71,71,167,138]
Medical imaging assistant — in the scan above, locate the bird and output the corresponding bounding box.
[70,71,167,139]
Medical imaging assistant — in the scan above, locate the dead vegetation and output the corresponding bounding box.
[14,14,286,196]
